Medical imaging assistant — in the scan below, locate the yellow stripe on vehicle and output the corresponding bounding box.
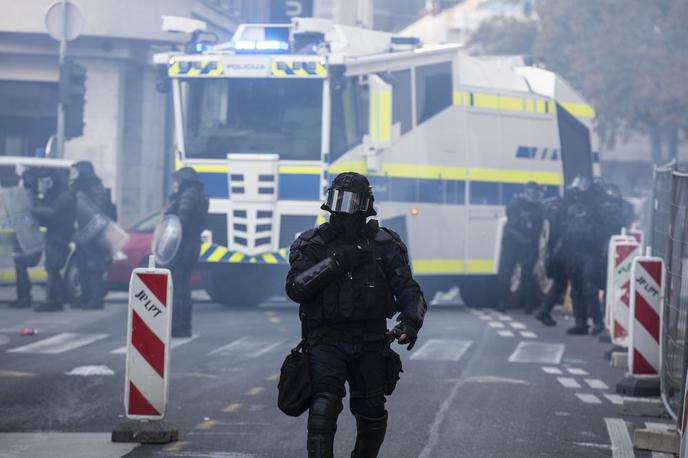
[469,168,562,185]
[208,246,228,262]
[473,93,499,110]
[228,252,245,263]
[412,259,464,274]
[262,253,278,264]
[499,96,523,112]
[168,61,180,76]
[379,90,392,142]
[467,259,495,273]
[561,102,596,119]
[200,243,212,256]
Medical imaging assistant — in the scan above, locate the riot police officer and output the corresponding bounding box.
[164,167,209,338]
[561,176,606,335]
[70,161,112,310]
[497,181,545,311]
[534,196,567,326]
[9,168,41,309]
[285,172,427,458]
[31,168,76,312]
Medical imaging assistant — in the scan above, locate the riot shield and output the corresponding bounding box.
[73,191,129,255]
[152,214,182,266]
[0,187,44,255]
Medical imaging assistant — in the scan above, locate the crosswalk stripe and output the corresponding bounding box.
[497,330,515,337]
[7,332,108,354]
[576,393,602,404]
[206,337,286,357]
[604,394,623,405]
[566,368,589,375]
[488,322,505,328]
[510,322,526,329]
[585,378,609,390]
[557,377,581,388]
[497,315,512,321]
[541,366,562,375]
[508,342,565,364]
[520,331,537,339]
[410,339,473,361]
[604,418,634,458]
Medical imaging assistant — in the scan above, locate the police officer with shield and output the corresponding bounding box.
[31,168,76,312]
[160,167,208,338]
[286,172,427,458]
[70,161,113,310]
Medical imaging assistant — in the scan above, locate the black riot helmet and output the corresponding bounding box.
[69,160,97,187]
[321,172,376,216]
[521,181,543,203]
[172,167,201,194]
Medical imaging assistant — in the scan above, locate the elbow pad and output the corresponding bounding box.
[287,256,342,303]
[401,294,427,330]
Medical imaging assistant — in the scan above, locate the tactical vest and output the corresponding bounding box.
[304,222,398,325]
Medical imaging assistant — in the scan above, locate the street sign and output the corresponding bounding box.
[45,1,84,41]
[628,256,664,376]
[124,266,173,420]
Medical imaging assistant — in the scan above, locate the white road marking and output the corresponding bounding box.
[585,379,609,390]
[520,331,537,339]
[566,368,589,375]
[207,337,286,357]
[541,366,563,375]
[65,365,115,376]
[110,334,200,354]
[497,315,512,321]
[7,332,108,354]
[478,316,491,320]
[510,322,527,329]
[488,321,505,328]
[410,339,473,361]
[604,417,635,458]
[508,342,565,364]
[418,378,464,458]
[604,394,624,405]
[557,377,581,388]
[497,330,515,337]
[576,393,602,404]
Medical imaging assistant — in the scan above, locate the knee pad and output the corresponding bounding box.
[308,392,342,434]
[350,397,386,419]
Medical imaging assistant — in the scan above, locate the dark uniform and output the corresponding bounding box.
[285,172,427,458]
[70,161,112,310]
[9,169,41,309]
[561,177,606,335]
[534,196,567,326]
[164,167,209,338]
[497,181,544,311]
[31,169,76,312]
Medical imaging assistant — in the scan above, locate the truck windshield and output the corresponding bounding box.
[180,78,322,160]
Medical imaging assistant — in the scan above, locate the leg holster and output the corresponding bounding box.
[307,392,343,458]
[351,412,388,458]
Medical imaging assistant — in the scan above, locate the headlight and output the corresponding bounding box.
[113,250,128,261]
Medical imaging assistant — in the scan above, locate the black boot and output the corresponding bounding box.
[34,302,64,312]
[351,412,387,458]
[590,323,605,336]
[307,392,342,458]
[9,298,32,309]
[566,324,588,335]
[535,309,557,327]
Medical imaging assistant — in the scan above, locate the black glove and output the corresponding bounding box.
[332,245,370,272]
[391,317,418,351]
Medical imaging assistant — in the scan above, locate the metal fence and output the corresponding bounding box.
[657,165,688,423]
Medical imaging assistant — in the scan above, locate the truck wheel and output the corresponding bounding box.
[63,255,82,304]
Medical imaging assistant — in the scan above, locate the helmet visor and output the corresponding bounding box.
[325,188,370,214]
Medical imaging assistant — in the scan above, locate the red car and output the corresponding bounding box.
[107,212,201,290]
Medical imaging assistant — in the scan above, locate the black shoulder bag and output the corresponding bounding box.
[277,339,312,417]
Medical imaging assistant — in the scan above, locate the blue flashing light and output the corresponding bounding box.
[234,40,289,54]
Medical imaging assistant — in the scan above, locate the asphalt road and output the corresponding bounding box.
[0,287,674,458]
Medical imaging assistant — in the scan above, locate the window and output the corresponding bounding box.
[329,76,368,161]
[415,62,452,124]
[387,70,412,135]
[180,78,322,160]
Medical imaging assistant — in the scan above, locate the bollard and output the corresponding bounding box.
[617,248,664,397]
[112,254,178,444]
[605,232,635,333]
[608,237,641,348]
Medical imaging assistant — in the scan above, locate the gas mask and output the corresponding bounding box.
[37,176,54,195]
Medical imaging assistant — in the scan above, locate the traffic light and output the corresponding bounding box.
[59,59,86,139]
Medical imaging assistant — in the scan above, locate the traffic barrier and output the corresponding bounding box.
[628,250,664,376]
[605,232,635,332]
[610,239,641,347]
[112,256,178,444]
[629,227,644,248]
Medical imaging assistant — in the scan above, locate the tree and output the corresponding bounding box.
[467,17,538,56]
[535,0,688,164]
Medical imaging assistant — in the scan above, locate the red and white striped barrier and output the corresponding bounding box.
[628,252,664,375]
[124,261,173,420]
[628,228,644,248]
[605,233,635,331]
[610,239,641,347]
